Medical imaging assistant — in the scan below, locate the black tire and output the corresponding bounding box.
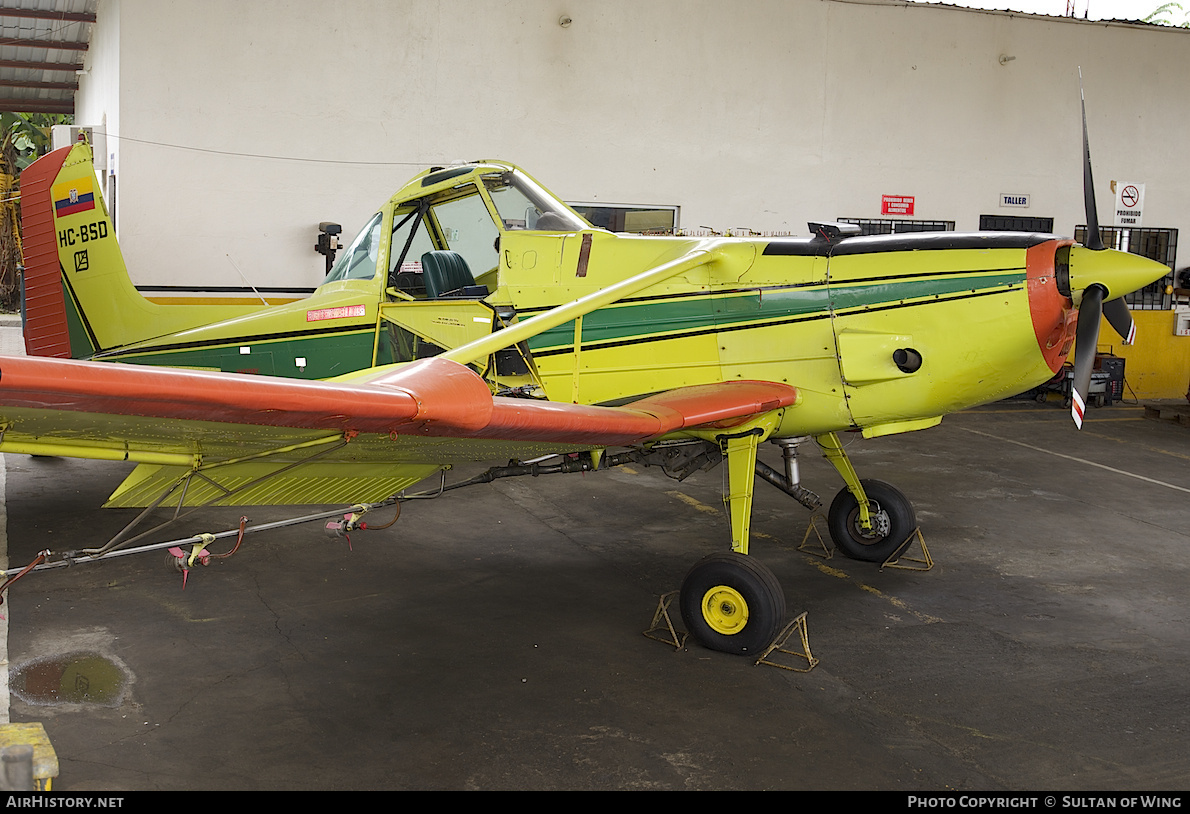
[679,552,786,655]
[827,479,916,563]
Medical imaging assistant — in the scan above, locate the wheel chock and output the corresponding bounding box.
[881,526,933,571]
[643,590,687,650]
[755,612,818,672]
[797,514,832,559]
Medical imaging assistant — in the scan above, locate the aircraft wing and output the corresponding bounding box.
[0,355,798,507]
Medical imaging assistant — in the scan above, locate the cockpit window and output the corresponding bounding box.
[389,205,435,279]
[483,170,588,232]
[383,168,592,297]
[322,211,384,284]
[432,191,499,275]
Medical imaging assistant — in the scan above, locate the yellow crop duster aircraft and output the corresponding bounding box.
[0,108,1168,655]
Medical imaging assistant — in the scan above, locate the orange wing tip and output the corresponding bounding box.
[625,381,800,430]
[481,381,797,446]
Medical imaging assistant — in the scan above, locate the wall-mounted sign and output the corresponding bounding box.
[881,195,915,216]
[1000,193,1030,208]
[1114,181,1144,227]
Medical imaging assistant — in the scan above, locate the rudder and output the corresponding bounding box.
[20,143,76,356]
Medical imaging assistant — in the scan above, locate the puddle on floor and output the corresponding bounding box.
[10,652,128,707]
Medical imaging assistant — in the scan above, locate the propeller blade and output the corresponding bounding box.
[1102,296,1136,345]
[1079,70,1106,252]
[1071,284,1105,429]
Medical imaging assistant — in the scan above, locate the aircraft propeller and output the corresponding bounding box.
[1066,75,1140,429]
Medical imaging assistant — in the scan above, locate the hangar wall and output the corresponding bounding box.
[72,0,1190,392]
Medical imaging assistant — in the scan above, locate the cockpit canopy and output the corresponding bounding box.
[321,163,590,289]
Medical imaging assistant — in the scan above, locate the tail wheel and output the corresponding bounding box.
[679,552,785,655]
[827,478,916,562]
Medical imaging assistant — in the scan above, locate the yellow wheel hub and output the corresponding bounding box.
[701,585,749,635]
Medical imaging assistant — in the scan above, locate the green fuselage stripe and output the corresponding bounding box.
[526,271,1024,354]
[60,273,99,358]
[101,329,379,380]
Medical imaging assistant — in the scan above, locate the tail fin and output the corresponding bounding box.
[20,141,264,359]
[21,142,86,356]
[21,141,146,357]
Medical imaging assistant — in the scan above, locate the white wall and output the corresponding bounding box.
[79,0,1190,289]
[73,0,119,189]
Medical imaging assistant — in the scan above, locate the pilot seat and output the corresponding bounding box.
[421,250,488,298]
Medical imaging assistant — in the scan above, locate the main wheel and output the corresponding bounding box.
[827,479,916,562]
[679,552,786,655]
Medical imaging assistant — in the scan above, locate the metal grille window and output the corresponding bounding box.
[979,215,1055,232]
[1074,226,1177,310]
[838,218,955,235]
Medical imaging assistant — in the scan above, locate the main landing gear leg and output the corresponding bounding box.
[816,431,917,562]
[679,428,786,655]
[722,429,760,555]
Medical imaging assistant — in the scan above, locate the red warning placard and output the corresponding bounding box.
[306,304,366,322]
[881,195,915,217]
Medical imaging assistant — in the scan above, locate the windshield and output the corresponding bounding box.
[483,170,588,232]
[322,211,384,284]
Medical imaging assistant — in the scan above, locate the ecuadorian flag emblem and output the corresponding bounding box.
[52,176,96,217]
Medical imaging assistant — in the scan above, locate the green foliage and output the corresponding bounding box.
[1145,2,1190,26]
[0,112,72,310]
[1,112,73,171]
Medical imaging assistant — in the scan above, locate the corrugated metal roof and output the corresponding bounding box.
[0,0,95,115]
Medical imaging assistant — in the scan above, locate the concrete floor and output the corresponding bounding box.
[1,334,1188,789]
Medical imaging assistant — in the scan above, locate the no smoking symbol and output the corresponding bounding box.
[1121,185,1140,207]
